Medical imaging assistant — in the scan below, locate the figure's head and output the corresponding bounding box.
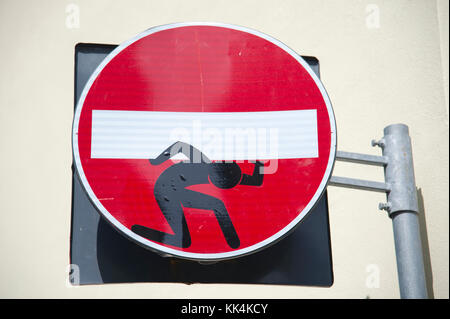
[208,162,242,189]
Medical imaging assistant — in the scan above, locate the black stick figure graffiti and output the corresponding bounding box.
[131,141,264,249]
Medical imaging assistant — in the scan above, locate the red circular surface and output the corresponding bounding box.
[74,24,334,257]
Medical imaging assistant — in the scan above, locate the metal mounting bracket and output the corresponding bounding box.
[327,124,427,299]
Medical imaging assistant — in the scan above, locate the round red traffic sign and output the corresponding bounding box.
[72,23,336,261]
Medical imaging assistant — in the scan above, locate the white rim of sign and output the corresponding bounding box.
[72,22,337,261]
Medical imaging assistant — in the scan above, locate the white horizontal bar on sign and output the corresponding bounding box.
[91,109,318,160]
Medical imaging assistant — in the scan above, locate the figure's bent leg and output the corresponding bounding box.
[181,190,240,249]
[131,194,191,248]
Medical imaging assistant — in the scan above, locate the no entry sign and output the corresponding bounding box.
[72,23,336,261]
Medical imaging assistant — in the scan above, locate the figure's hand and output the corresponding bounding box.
[149,151,171,165]
[254,160,265,175]
[240,161,264,186]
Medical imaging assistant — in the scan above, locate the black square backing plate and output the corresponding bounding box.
[70,43,334,286]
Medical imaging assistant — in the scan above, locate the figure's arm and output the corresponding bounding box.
[149,141,211,165]
[240,161,264,186]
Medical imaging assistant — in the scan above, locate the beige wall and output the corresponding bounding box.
[0,0,448,298]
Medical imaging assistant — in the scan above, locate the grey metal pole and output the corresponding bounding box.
[378,124,428,299]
